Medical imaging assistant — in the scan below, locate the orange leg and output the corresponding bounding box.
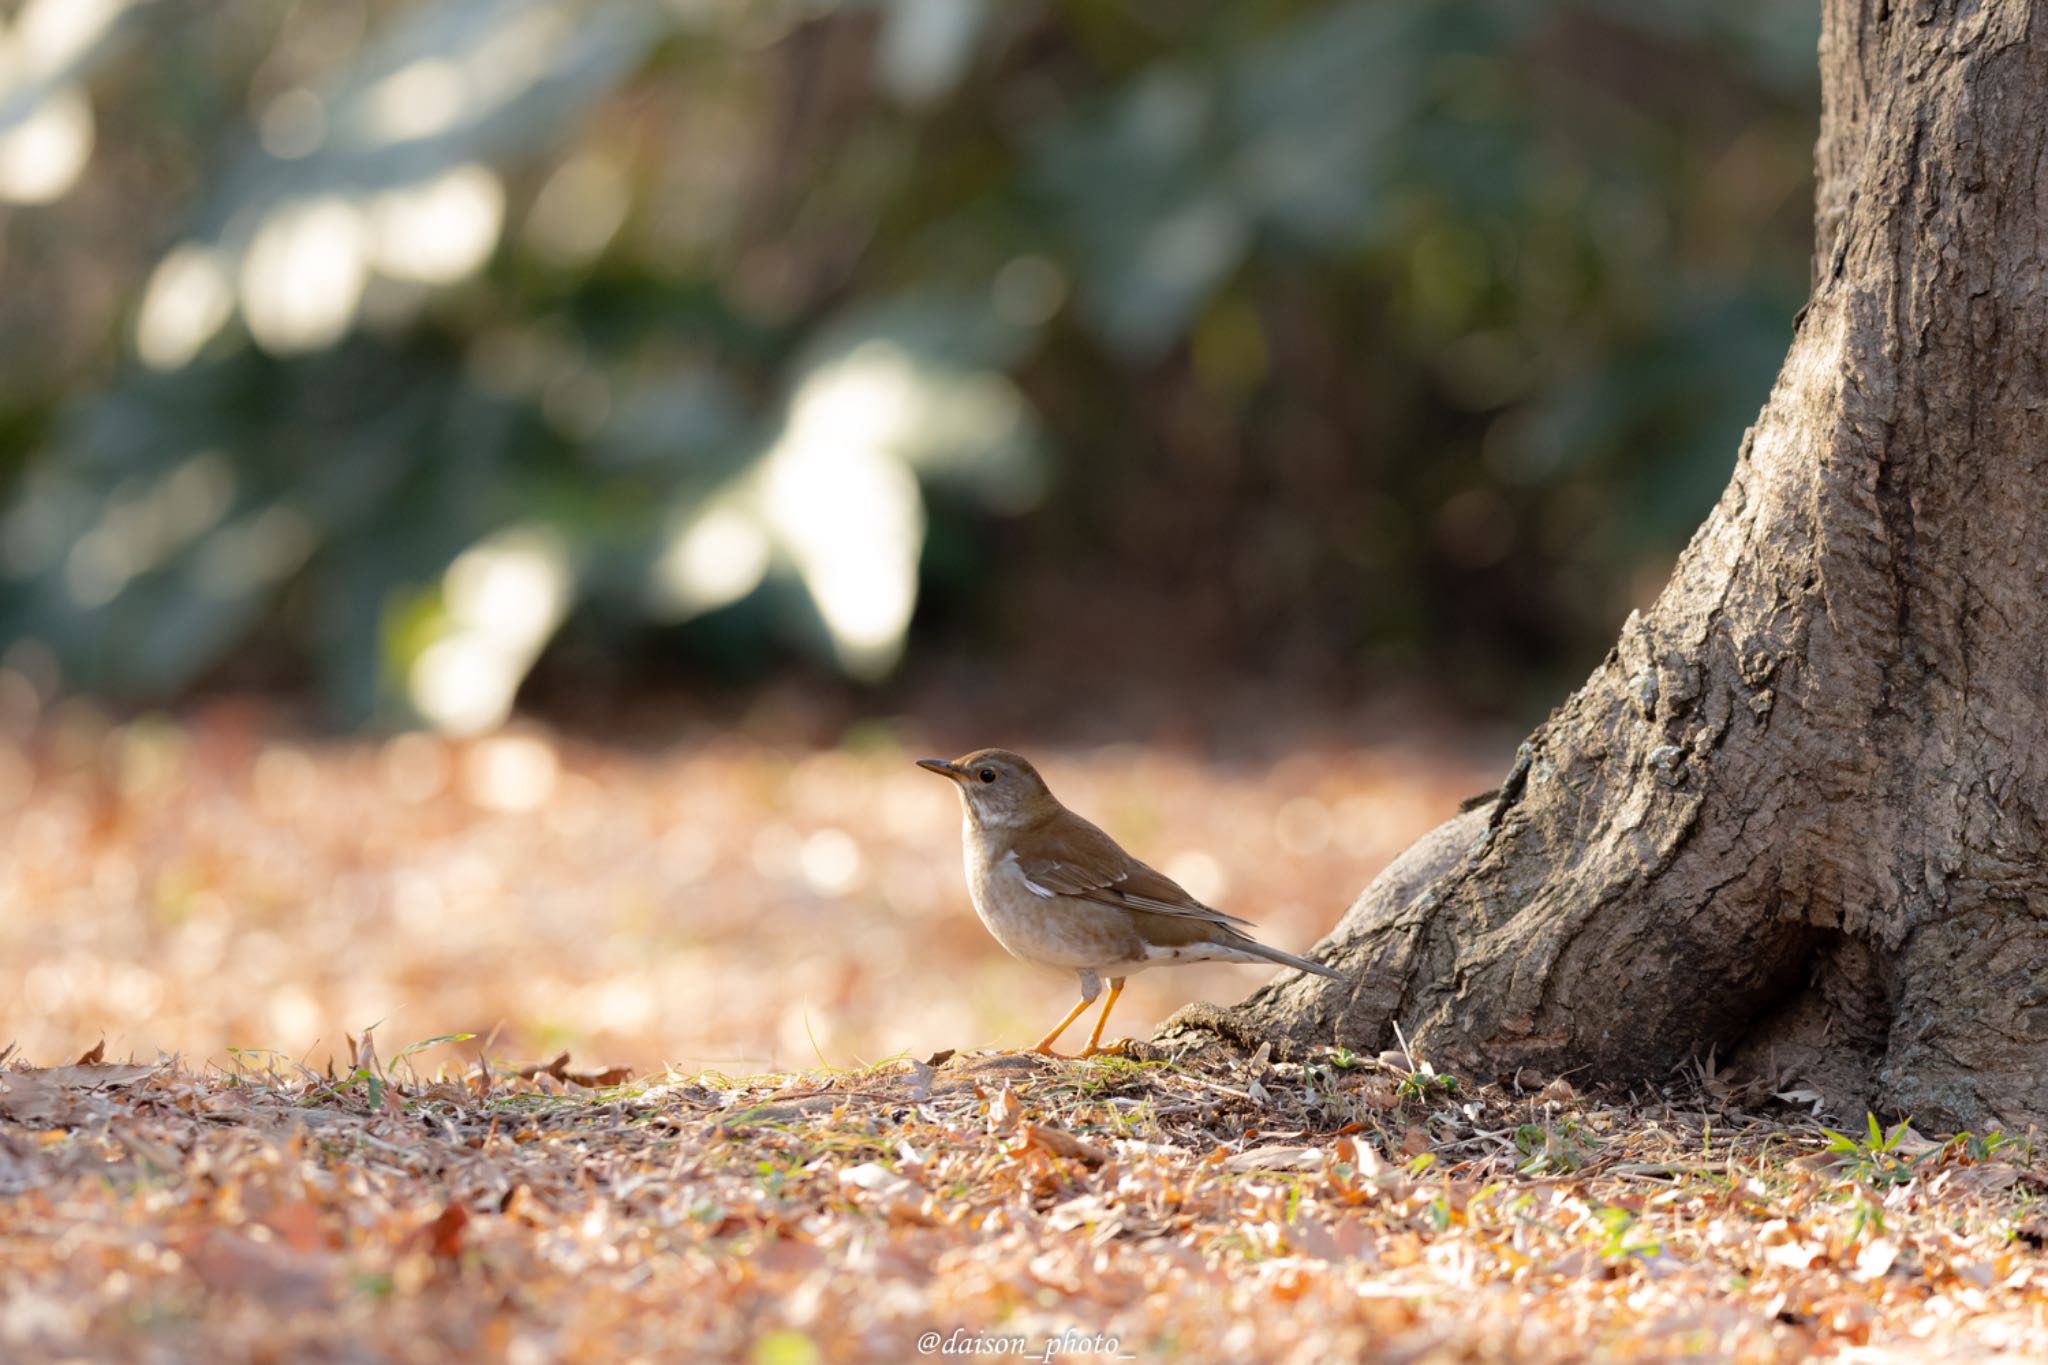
[1080,977,1128,1057]
[1032,996,1095,1056]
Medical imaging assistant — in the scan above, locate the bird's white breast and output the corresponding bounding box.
[962,829,1123,970]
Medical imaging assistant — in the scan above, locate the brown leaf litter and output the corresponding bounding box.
[3,1042,2046,1362]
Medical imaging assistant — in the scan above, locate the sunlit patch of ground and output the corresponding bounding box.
[0,697,1498,1075]
[1,1048,2043,1362]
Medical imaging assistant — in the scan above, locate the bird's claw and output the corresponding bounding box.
[1027,1039,1131,1061]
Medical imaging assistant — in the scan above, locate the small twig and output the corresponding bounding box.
[1392,1020,1418,1075]
[1171,1075,1258,1102]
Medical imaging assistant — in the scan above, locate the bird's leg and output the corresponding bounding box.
[1032,996,1095,1057]
[1080,977,1128,1058]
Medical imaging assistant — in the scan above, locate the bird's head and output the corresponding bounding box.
[915,748,1056,829]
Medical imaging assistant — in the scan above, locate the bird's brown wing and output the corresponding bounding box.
[1017,815,1257,931]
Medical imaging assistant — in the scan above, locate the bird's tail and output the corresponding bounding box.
[1233,938,1344,980]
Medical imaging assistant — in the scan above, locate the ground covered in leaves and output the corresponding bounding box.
[5,1039,2046,1363]
[0,693,1497,1073]
[7,697,2046,1359]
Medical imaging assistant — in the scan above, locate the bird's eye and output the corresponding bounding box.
[977,767,998,784]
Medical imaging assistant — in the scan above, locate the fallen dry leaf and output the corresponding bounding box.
[0,1072,60,1123]
[1020,1122,1107,1166]
[515,1052,633,1088]
[1224,1145,1326,1173]
[185,1230,334,1309]
[987,1083,1022,1137]
[838,1162,931,1223]
[1854,1238,1900,1280]
[419,1203,469,1260]
[0,1061,164,1123]
[23,1061,163,1090]
[1764,1240,1827,1271]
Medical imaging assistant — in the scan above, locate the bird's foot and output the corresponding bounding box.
[1079,1038,1133,1059]
[1027,1045,1123,1061]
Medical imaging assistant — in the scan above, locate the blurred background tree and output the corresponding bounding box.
[0,0,1818,732]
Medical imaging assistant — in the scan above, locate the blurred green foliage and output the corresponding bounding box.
[0,0,1819,726]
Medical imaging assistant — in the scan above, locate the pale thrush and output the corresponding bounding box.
[918,748,1342,1057]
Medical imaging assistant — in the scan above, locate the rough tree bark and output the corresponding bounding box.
[1168,0,2048,1131]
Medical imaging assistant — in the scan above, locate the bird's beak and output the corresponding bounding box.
[916,757,965,782]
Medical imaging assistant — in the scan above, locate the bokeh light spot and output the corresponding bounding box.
[368,163,505,285]
[136,244,237,370]
[799,828,863,898]
[0,86,93,204]
[460,733,558,813]
[525,154,630,267]
[411,526,572,736]
[359,57,466,145]
[258,88,327,160]
[651,504,771,620]
[239,196,370,354]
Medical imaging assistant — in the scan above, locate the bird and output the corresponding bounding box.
[917,747,1343,1058]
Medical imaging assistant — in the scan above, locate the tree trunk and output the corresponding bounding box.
[1171,0,2048,1132]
